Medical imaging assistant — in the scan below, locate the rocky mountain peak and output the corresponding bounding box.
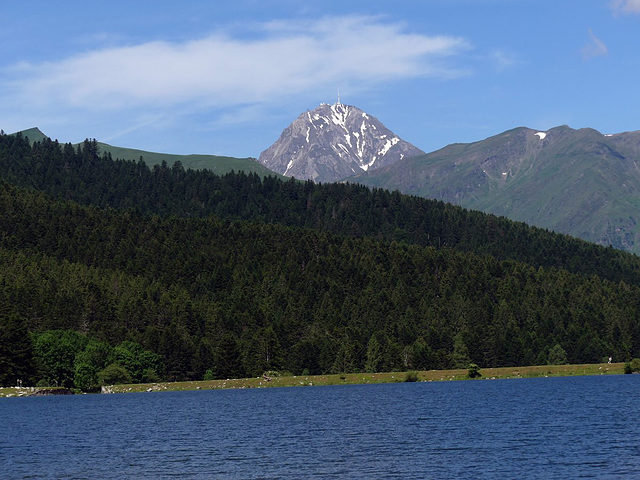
[258,102,424,182]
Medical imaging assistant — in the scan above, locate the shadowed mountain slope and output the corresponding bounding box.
[354,126,640,253]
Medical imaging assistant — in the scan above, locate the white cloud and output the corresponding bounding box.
[581,29,608,60]
[2,16,469,112]
[610,0,640,14]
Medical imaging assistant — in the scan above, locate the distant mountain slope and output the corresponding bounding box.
[10,127,280,178]
[13,127,49,143]
[259,102,424,182]
[96,142,280,177]
[354,125,640,254]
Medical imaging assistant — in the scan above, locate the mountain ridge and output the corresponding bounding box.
[352,124,640,254]
[10,127,281,178]
[11,118,640,254]
[258,102,424,182]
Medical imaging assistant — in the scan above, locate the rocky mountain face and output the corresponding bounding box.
[353,125,640,254]
[258,102,424,182]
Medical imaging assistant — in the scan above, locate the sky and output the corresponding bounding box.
[2,0,640,158]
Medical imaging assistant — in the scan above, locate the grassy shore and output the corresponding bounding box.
[1,362,623,397]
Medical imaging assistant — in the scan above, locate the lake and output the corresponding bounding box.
[1,375,639,479]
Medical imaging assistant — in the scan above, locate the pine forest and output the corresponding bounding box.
[1,131,640,390]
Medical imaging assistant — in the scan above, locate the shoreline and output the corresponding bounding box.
[1,362,624,397]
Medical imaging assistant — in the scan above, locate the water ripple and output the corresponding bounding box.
[1,375,640,478]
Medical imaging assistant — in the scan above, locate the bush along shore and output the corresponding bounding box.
[1,362,628,397]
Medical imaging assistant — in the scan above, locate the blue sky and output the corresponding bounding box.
[2,0,640,157]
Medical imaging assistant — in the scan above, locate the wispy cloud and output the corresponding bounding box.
[581,29,608,60]
[2,16,469,113]
[0,15,471,149]
[485,49,520,71]
[610,0,640,15]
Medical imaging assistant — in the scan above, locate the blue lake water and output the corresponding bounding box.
[1,374,639,479]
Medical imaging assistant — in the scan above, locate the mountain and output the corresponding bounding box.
[13,127,49,143]
[2,130,640,286]
[13,123,640,254]
[11,127,280,178]
[258,102,424,182]
[353,125,640,254]
[2,129,640,387]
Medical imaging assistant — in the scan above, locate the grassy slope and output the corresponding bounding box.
[97,142,282,177]
[12,127,281,178]
[1,363,622,397]
[355,127,640,253]
[12,127,49,144]
[98,363,626,394]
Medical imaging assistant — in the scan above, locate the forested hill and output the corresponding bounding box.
[1,181,640,388]
[2,131,640,390]
[1,132,640,286]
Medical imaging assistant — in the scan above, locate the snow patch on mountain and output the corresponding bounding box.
[330,103,349,128]
[362,157,378,172]
[379,137,399,156]
[285,159,294,175]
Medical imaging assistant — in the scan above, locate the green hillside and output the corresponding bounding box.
[353,126,640,254]
[12,127,49,144]
[11,127,280,177]
[96,141,280,177]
